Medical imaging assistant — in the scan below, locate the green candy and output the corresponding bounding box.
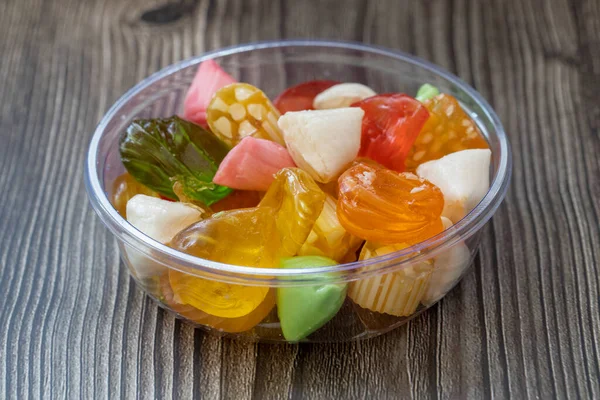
[415,83,440,102]
[277,256,347,342]
[119,116,232,206]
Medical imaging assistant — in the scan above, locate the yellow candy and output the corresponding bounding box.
[168,168,325,320]
[169,270,270,318]
[110,172,158,217]
[298,195,363,262]
[161,273,276,333]
[168,207,279,318]
[348,242,433,316]
[206,83,284,147]
[259,168,326,258]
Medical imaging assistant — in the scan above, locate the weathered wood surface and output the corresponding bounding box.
[0,0,599,398]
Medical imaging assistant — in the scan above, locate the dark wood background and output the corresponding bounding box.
[1,0,599,398]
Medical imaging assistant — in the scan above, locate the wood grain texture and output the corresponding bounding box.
[0,0,598,398]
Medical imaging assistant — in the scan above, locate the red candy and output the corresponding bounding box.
[273,80,339,114]
[353,94,429,172]
[213,136,296,191]
[183,60,236,126]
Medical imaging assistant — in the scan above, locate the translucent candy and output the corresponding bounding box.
[168,270,271,319]
[298,195,363,262]
[405,94,489,171]
[353,94,429,172]
[119,116,232,205]
[110,172,158,217]
[206,83,284,147]
[273,80,339,114]
[259,168,326,257]
[168,207,279,318]
[160,273,275,333]
[210,190,262,212]
[168,168,325,321]
[337,161,445,245]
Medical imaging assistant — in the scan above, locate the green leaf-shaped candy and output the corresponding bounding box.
[277,256,347,342]
[119,116,232,205]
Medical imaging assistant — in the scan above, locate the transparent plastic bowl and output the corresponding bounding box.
[85,40,511,343]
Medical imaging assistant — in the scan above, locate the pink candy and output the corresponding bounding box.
[213,137,296,191]
[183,60,236,126]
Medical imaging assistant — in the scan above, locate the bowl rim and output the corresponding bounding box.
[84,39,512,285]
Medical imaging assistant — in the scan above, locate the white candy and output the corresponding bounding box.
[416,149,492,223]
[312,83,376,109]
[126,195,203,244]
[124,195,203,281]
[422,217,471,305]
[278,108,364,183]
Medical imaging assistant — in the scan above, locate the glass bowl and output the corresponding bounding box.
[85,40,512,343]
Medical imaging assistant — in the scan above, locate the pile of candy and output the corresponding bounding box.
[113,60,491,341]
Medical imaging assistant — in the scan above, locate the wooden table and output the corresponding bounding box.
[1,0,599,398]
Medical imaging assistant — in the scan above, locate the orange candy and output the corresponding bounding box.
[337,161,444,245]
[160,273,275,333]
[405,94,489,171]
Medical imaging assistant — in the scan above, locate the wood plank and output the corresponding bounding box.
[0,0,598,398]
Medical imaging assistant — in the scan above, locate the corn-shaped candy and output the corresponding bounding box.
[298,195,363,262]
[348,242,433,316]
